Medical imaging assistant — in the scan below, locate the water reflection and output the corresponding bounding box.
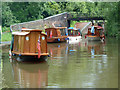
[91,47,95,58]
[2,38,118,88]
[11,61,48,88]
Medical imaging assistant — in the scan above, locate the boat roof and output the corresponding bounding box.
[12,32,30,35]
[41,32,47,36]
[22,28,42,32]
[45,27,67,30]
[68,29,78,31]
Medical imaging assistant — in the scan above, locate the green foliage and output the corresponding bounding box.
[2,2,119,37]
[2,32,12,41]
[2,27,10,32]
[103,2,119,37]
[2,2,17,27]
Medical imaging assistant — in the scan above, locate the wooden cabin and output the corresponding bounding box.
[86,26,105,41]
[45,27,68,43]
[68,29,81,36]
[11,29,49,61]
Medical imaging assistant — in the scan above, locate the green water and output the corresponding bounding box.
[1,38,118,88]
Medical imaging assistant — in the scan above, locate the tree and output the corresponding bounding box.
[2,2,17,27]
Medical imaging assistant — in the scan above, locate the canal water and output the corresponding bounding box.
[1,38,118,88]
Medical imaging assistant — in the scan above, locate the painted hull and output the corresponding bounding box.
[87,36,101,41]
[47,36,67,43]
[12,55,48,62]
[9,50,49,62]
[67,36,82,44]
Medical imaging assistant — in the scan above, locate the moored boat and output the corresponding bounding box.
[10,28,49,62]
[85,26,105,41]
[67,28,82,44]
[45,27,68,43]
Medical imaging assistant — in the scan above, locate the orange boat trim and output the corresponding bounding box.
[12,51,49,56]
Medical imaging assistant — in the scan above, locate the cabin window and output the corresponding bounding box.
[26,36,29,41]
[60,29,65,36]
[73,31,75,36]
[75,31,78,35]
[42,36,45,40]
[68,30,72,36]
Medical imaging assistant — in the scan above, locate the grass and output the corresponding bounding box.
[2,32,12,42]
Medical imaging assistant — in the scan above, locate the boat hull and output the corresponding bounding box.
[9,50,49,62]
[87,36,101,41]
[67,36,82,44]
[47,37,67,43]
[10,54,48,62]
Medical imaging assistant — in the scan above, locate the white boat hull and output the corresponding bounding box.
[67,36,82,44]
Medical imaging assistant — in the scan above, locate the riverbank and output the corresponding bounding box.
[0,41,11,47]
[2,32,12,42]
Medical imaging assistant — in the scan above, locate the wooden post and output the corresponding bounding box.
[0,26,1,44]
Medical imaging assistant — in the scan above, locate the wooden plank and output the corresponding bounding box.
[30,32,36,53]
[35,32,40,53]
[21,36,24,53]
[24,35,30,53]
[18,36,21,53]
[13,35,16,52]
[16,36,19,52]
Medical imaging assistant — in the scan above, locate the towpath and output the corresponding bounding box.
[75,22,91,35]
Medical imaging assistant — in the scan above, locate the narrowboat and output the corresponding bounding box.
[10,28,49,62]
[85,26,105,41]
[67,28,82,44]
[45,27,68,43]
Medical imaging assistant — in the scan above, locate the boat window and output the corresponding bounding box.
[73,31,75,36]
[75,31,79,36]
[60,29,65,36]
[68,30,73,36]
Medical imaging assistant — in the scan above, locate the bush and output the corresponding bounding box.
[2,27,10,32]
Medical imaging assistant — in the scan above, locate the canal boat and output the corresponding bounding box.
[10,28,49,61]
[85,26,105,41]
[67,28,82,44]
[45,27,68,43]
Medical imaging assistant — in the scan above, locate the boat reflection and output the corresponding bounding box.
[11,61,48,88]
[47,43,68,58]
[47,43,79,58]
[87,41,106,56]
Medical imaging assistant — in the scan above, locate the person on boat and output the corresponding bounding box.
[91,47,95,58]
[52,21,62,28]
[91,23,95,36]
